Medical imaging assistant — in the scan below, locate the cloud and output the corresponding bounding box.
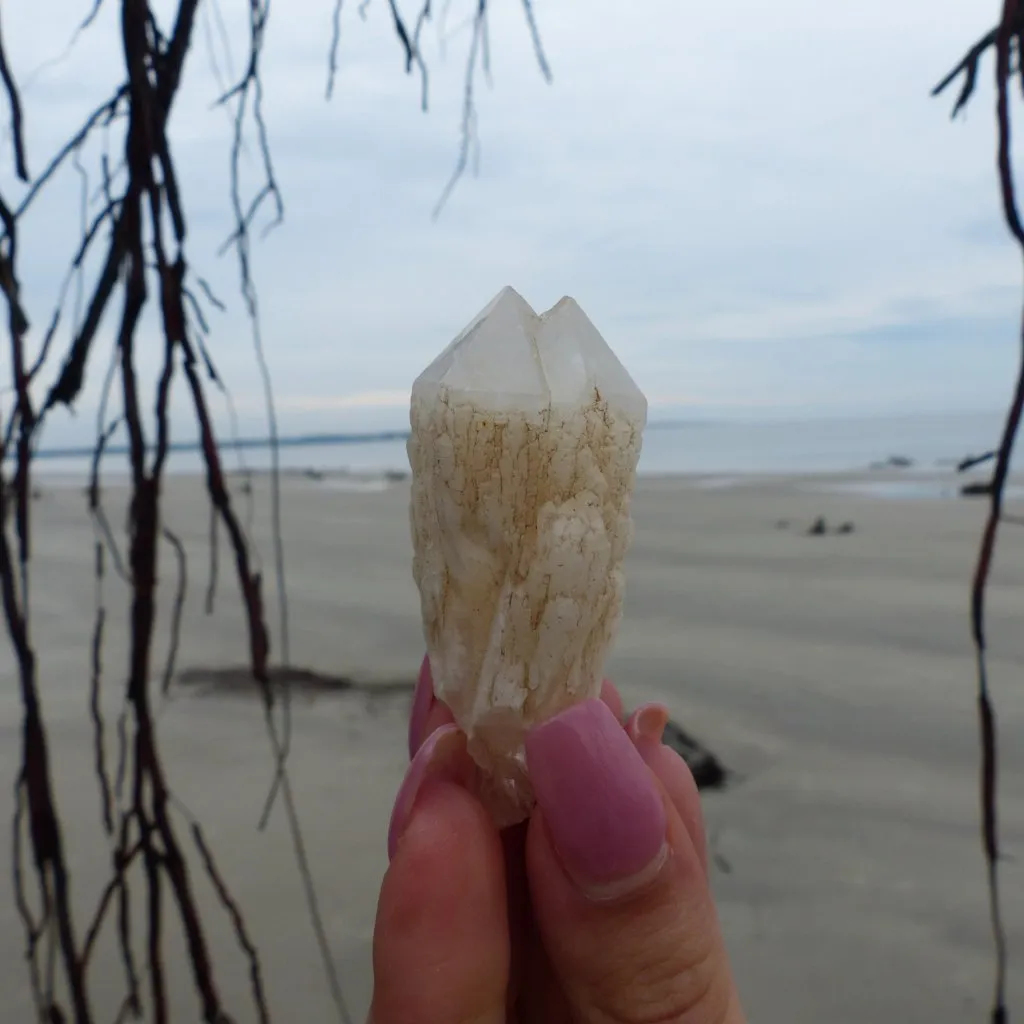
[3,0,1020,451]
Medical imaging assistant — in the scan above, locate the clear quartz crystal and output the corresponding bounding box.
[407,286,647,826]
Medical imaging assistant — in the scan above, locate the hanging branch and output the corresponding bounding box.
[0,1,554,1020]
[324,0,552,217]
[934,2,1024,1021]
[0,0,285,1017]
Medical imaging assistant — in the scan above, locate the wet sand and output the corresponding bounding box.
[1,471,1022,1021]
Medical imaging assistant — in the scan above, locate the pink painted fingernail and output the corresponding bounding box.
[626,703,670,749]
[389,724,469,860]
[408,655,436,760]
[526,699,668,899]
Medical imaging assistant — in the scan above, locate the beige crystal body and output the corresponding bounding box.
[407,286,647,826]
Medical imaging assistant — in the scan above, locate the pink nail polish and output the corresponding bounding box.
[408,655,436,760]
[526,699,668,899]
[388,725,469,860]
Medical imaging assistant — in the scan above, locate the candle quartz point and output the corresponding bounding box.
[407,286,647,825]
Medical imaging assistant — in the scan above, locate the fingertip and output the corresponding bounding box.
[626,703,709,875]
[600,679,625,722]
[373,781,509,1024]
[409,655,456,759]
[624,702,669,744]
[389,725,471,859]
[422,699,456,743]
[639,742,710,876]
[408,655,436,759]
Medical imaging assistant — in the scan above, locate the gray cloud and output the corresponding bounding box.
[3,0,1019,450]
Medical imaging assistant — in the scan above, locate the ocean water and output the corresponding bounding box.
[26,411,1014,482]
[637,412,1007,476]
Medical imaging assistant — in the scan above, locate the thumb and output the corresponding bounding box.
[371,726,509,1024]
[524,700,745,1024]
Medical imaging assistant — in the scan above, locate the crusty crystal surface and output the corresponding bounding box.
[407,286,647,825]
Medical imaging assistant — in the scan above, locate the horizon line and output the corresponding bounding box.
[26,410,1000,461]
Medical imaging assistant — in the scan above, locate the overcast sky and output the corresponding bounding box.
[2,0,1021,446]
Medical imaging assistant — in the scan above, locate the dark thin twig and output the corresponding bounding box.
[89,415,130,583]
[192,823,270,1024]
[326,0,344,100]
[200,0,230,102]
[933,28,1001,117]
[385,0,429,108]
[196,275,227,312]
[0,8,29,182]
[13,88,128,221]
[113,815,142,1018]
[160,528,187,695]
[432,1,487,219]
[413,1,433,53]
[113,704,129,804]
[11,776,45,1018]
[79,1,107,34]
[206,503,220,615]
[518,0,552,81]
[959,449,998,473]
[80,839,144,967]
[89,540,114,837]
[26,198,123,385]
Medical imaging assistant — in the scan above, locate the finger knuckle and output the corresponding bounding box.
[590,940,730,1024]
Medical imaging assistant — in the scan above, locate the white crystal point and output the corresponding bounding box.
[407,287,647,826]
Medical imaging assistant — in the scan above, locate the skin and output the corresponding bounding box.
[371,664,747,1024]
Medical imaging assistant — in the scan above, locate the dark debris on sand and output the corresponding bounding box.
[776,515,855,536]
[662,718,731,791]
[174,665,415,699]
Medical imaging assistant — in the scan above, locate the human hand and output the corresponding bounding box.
[369,657,746,1024]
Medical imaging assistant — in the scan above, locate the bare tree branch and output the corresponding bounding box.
[935,4,1024,1020]
[0,2,555,1020]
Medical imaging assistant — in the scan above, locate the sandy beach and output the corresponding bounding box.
[1,469,1022,1022]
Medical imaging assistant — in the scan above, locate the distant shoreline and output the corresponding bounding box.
[29,419,726,462]
[30,429,413,461]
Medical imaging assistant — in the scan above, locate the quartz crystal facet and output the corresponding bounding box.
[407,286,647,826]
